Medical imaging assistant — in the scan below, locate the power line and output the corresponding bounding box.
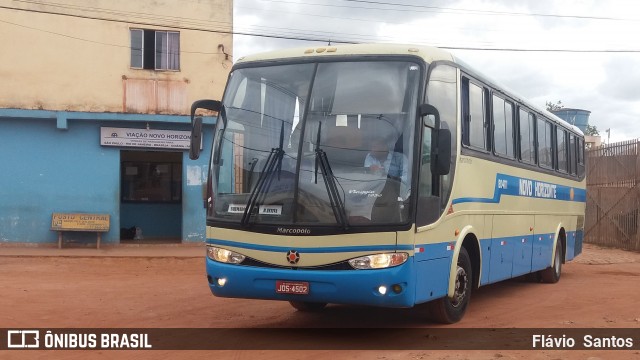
[3,4,640,53]
[0,5,233,33]
[0,18,233,56]
[338,0,640,22]
[12,0,234,26]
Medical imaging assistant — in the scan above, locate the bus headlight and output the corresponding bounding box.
[207,246,246,264]
[348,253,408,270]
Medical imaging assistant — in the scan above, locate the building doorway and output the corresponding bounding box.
[120,150,183,243]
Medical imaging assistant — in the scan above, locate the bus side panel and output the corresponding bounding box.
[414,257,451,304]
[513,234,534,277]
[479,239,491,286]
[574,228,584,257]
[491,215,533,281]
[532,215,556,271]
[488,237,514,283]
[414,241,454,304]
[574,215,585,257]
[566,230,576,260]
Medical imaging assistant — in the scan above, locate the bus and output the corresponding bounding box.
[188,44,586,323]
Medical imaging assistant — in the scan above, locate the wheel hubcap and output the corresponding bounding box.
[451,265,468,308]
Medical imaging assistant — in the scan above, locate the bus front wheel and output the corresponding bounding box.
[289,301,327,312]
[540,243,563,283]
[428,247,472,324]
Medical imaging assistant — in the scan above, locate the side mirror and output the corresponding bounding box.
[189,99,221,160]
[433,128,451,176]
[420,103,450,176]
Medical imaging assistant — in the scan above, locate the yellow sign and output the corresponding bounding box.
[51,213,110,232]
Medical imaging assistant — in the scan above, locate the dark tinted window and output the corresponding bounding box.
[557,128,568,173]
[463,79,487,150]
[493,95,514,158]
[538,119,553,168]
[519,109,536,164]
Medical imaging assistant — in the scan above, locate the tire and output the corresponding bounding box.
[289,301,327,312]
[428,247,472,324]
[540,242,563,283]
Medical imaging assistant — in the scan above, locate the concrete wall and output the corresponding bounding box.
[0,110,214,245]
[0,0,232,114]
[0,0,229,244]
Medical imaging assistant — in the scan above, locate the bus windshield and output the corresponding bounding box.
[210,60,421,228]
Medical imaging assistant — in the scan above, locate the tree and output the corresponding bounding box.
[584,124,599,136]
[545,100,564,112]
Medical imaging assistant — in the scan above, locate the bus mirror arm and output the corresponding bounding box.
[190,99,221,123]
[419,103,440,128]
[189,99,221,160]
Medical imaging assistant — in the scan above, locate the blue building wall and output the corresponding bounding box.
[0,109,214,245]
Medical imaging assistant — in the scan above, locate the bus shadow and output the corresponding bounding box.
[262,276,555,328]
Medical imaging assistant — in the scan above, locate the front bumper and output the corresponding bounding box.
[206,257,417,308]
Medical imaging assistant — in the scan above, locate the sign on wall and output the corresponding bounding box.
[51,213,110,232]
[100,127,192,150]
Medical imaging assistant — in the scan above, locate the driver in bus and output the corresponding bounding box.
[364,137,407,183]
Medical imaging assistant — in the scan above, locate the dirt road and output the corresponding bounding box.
[1,244,639,359]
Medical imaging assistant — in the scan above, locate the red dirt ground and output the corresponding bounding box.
[1,244,639,359]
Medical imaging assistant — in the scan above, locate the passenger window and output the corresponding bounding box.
[557,128,568,173]
[538,119,553,169]
[518,109,536,164]
[462,79,487,150]
[493,95,514,158]
[569,134,577,176]
[577,138,585,177]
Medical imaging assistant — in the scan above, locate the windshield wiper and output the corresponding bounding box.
[315,122,349,230]
[241,122,285,227]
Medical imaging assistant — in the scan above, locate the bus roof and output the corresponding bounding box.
[235,43,583,136]
[235,43,455,64]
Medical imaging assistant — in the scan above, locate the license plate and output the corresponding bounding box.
[275,280,309,295]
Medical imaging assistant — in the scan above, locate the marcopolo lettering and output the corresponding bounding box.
[277,228,311,235]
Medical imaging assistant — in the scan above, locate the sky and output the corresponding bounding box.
[232,0,640,143]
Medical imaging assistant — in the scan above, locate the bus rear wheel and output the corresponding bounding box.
[540,243,563,283]
[289,301,327,312]
[428,247,472,324]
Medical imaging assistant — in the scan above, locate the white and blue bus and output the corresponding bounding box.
[189,44,586,323]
